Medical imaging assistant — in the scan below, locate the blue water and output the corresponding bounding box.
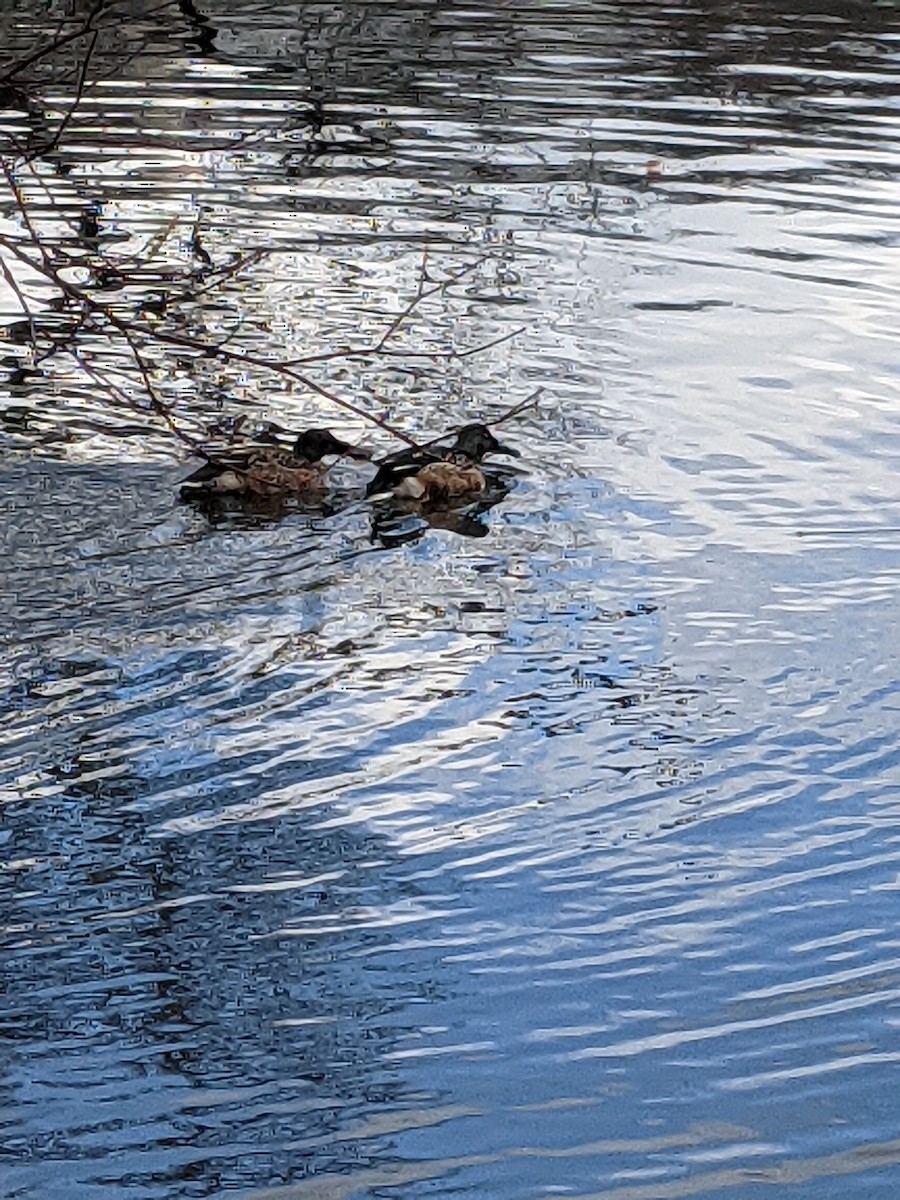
[3,2,900,1197]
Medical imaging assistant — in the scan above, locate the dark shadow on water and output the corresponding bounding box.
[0,749,431,1193]
[178,485,364,530]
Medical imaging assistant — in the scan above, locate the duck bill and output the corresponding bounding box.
[491,439,521,458]
[333,438,372,460]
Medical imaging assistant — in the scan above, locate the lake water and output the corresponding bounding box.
[3,2,900,1197]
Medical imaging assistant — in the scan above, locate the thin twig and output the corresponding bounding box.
[451,324,526,359]
[72,348,200,444]
[492,386,545,426]
[2,58,527,462]
[21,27,99,161]
[32,310,91,365]
[117,322,203,448]
[0,256,38,348]
[0,225,422,444]
[381,387,545,458]
[1,0,178,82]
[373,254,490,353]
[415,236,430,300]
[0,0,108,81]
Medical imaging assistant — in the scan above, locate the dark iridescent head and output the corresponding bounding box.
[293,428,371,462]
[451,423,521,462]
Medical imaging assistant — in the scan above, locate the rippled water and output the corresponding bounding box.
[4,2,900,1197]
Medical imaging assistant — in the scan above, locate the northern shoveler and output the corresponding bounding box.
[180,428,371,499]
[367,423,521,503]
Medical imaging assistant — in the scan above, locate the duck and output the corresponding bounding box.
[180,427,371,499]
[367,422,521,503]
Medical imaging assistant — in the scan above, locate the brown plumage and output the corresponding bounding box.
[205,446,329,496]
[180,428,370,500]
[368,423,521,504]
[394,460,487,502]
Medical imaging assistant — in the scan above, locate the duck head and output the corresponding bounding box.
[293,428,372,462]
[451,423,521,462]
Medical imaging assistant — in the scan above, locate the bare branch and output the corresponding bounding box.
[372,254,490,353]
[21,27,100,163]
[1,14,529,466]
[0,0,108,82]
[492,387,545,426]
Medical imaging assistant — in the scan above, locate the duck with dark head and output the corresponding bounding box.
[367,422,521,503]
[180,428,371,500]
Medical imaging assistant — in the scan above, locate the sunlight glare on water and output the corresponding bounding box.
[3,2,900,1198]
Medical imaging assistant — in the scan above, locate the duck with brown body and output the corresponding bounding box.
[180,428,371,500]
[366,423,521,503]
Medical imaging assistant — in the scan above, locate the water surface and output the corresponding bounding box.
[3,2,900,1197]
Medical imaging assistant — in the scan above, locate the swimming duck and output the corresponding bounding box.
[367,423,521,503]
[180,427,371,499]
